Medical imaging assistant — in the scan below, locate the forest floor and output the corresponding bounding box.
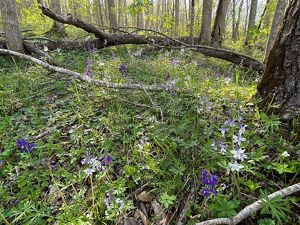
[0,46,299,225]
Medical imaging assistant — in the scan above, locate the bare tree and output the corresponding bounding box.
[211,0,231,45]
[49,0,66,36]
[0,0,25,53]
[107,0,118,31]
[245,0,258,45]
[200,0,212,45]
[232,0,244,41]
[257,0,300,121]
[265,0,287,60]
[174,0,180,36]
[189,0,195,44]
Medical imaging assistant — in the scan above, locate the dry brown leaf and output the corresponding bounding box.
[151,200,165,221]
[137,191,152,203]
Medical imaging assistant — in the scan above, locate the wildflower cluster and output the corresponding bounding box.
[85,58,93,77]
[119,63,127,77]
[81,154,113,176]
[17,138,36,153]
[200,169,218,197]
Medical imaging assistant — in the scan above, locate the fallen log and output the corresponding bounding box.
[37,0,264,73]
[0,48,177,92]
[195,182,300,225]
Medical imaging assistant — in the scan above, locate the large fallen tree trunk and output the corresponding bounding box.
[0,48,177,92]
[36,0,264,73]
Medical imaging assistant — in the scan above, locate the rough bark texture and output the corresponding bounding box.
[200,0,212,45]
[174,0,180,36]
[257,0,300,120]
[265,0,287,60]
[107,0,118,31]
[211,0,231,45]
[189,0,195,44]
[245,0,258,45]
[49,0,66,36]
[0,0,25,53]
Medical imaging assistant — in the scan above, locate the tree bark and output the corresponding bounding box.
[200,0,212,45]
[245,0,258,45]
[0,0,25,53]
[264,0,287,61]
[174,0,180,36]
[49,0,66,36]
[107,0,118,31]
[257,0,300,120]
[189,0,195,44]
[211,0,231,46]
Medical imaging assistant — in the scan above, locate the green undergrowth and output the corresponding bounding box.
[0,46,299,225]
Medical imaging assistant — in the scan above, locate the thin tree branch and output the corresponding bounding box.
[195,183,300,225]
[0,48,177,92]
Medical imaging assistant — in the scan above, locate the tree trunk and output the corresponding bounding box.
[124,0,128,27]
[107,0,118,31]
[0,0,25,53]
[49,0,66,36]
[200,0,212,45]
[257,0,300,120]
[232,0,237,41]
[211,0,231,46]
[174,0,180,36]
[265,0,287,61]
[245,0,258,45]
[189,0,195,44]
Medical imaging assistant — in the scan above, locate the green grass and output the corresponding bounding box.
[0,47,299,225]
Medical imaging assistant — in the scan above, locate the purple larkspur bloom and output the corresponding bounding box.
[220,141,227,154]
[233,133,246,146]
[230,120,236,127]
[0,160,3,167]
[17,139,36,153]
[201,188,211,197]
[85,58,93,66]
[86,41,97,53]
[166,73,171,81]
[84,67,93,77]
[119,63,127,76]
[231,146,247,161]
[220,127,227,137]
[99,155,113,166]
[200,169,218,197]
[211,140,218,151]
[239,124,247,135]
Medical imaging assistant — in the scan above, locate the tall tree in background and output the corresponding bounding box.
[232,0,244,41]
[107,0,118,31]
[211,0,231,45]
[0,0,25,53]
[245,0,258,45]
[174,0,180,36]
[265,0,287,60]
[49,0,66,36]
[189,0,195,44]
[257,0,300,121]
[200,0,212,45]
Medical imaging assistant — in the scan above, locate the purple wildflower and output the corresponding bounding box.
[99,155,113,166]
[239,124,247,135]
[84,67,93,77]
[17,139,36,153]
[201,188,211,197]
[0,160,3,167]
[85,58,93,66]
[119,63,127,76]
[220,141,227,154]
[211,140,218,151]
[86,41,97,53]
[166,73,171,81]
[220,127,227,137]
[200,169,218,197]
[233,133,246,146]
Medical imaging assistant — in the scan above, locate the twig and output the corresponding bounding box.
[0,48,178,93]
[194,183,300,225]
